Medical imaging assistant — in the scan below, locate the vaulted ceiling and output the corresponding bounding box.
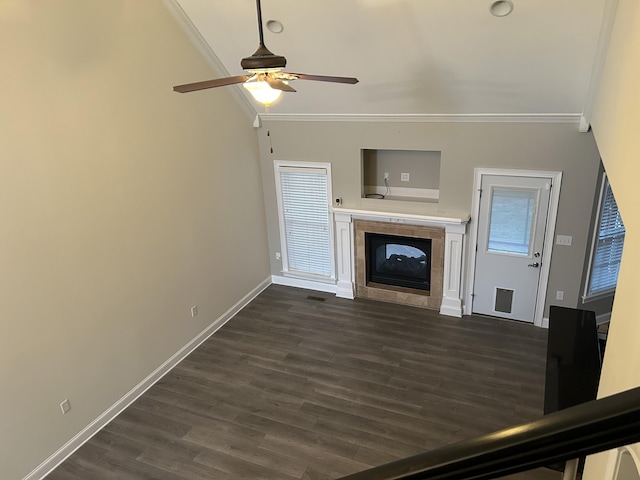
[170,0,610,119]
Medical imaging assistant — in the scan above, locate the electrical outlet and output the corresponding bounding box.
[384,172,389,180]
[556,291,564,301]
[401,172,410,182]
[190,306,198,318]
[60,399,71,415]
[275,252,281,260]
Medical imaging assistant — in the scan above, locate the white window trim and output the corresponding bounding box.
[583,174,624,302]
[274,160,336,281]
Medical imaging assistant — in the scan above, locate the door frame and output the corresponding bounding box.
[464,168,563,327]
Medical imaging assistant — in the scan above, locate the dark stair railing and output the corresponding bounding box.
[338,386,640,480]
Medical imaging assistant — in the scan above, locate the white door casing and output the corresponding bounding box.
[465,169,562,327]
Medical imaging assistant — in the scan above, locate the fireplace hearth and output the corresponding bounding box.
[366,233,431,291]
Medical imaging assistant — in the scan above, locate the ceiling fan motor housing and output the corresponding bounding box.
[241,45,287,70]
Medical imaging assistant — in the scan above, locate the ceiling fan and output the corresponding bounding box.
[173,0,359,106]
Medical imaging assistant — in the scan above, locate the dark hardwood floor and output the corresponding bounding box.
[47,285,558,480]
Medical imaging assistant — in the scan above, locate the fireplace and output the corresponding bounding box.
[333,213,467,315]
[350,219,446,311]
[366,233,431,291]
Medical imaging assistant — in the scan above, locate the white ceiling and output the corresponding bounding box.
[172,0,609,117]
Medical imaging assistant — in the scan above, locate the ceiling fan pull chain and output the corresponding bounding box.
[267,129,274,154]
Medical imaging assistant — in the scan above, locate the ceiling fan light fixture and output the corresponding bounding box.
[243,80,284,106]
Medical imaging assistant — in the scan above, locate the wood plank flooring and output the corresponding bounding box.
[47,285,558,480]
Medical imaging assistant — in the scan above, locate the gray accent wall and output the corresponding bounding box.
[363,149,442,191]
[258,120,602,317]
[0,2,269,478]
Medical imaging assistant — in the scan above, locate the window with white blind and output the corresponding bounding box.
[585,175,625,299]
[275,163,335,280]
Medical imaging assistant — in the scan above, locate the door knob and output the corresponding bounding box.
[528,262,540,268]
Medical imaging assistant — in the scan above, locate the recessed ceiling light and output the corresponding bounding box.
[490,0,514,17]
[266,20,284,34]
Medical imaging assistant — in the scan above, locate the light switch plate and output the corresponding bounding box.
[556,235,572,246]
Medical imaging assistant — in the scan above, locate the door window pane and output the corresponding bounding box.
[278,166,333,278]
[488,188,537,255]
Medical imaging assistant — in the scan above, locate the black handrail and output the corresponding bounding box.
[338,386,640,480]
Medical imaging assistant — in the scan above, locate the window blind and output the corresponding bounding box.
[278,167,333,278]
[588,179,625,295]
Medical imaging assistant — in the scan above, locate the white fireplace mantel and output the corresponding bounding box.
[333,206,470,318]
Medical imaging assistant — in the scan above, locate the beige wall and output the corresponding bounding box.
[0,1,269,478]
[583,0,640,477]
[259,120,601,316]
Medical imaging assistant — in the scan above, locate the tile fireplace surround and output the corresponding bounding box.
[333,207,470,317]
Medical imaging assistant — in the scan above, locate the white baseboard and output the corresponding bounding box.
[271,275,337,294]
[439,298,463,318]
[335,280,355,299]
[23,277,272,480]
[542,312,609,330]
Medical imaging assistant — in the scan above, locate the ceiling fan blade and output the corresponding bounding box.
[264,76,297,92]
[173,75,250,93]
[287,73,359,84]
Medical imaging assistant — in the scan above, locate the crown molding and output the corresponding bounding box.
[258,113,583,124]
[162,0,589,131]
[580,114,591,133]
[580,0,619,132]
[162,0,256,121]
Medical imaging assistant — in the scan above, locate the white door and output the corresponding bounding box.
[472,175,551,322]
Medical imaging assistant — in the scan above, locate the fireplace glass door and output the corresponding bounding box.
[366,233,431,291]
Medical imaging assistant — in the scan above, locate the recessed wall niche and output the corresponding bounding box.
[362,149,441,203]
